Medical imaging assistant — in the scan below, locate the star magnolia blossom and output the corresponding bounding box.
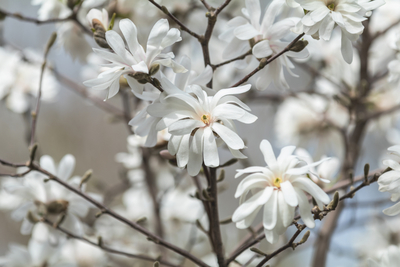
[129,56,213,147]
[4,155,98,241]
[293,0,385,63]
[220,0,308,90]
[146,81,257,176]
[232,140,330,243]
[87,8,109,30]
[84,18,186,99]
[378,145,400,216]
[367,245,400,267]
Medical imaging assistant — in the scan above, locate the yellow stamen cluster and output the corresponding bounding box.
[273,177,283,188]
[201,114,211,125]
[327,2,335,10]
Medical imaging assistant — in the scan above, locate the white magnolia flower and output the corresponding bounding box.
[293,0,385,63]
[57,21,92,63]
[219,0,308,90]
[129,56,213,147]
[232,139,330,244]
[378,145,400,216]
[4,155,98,241]
[147,80,257,176]
[31,0,72,20]
[367,245,400,267]
[0,239,75,267]
[84,18,186,99]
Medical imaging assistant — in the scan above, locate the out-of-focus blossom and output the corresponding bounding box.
[292,0,385,63]
[367,245,400,267]
[1,155,99,242]
[57,22,92,63]
[232,139,330,243]
[220,0,308,90]
[0,47,58,114]
[275,93,348,158]
[0,239,75,267]
[295,148,340,184]
[84,18,186,99]
[378,145,400,216]
[147,81,257,176]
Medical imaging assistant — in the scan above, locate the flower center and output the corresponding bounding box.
[273,177,282,188]
[327,2,335,10]
[201,114,211,125]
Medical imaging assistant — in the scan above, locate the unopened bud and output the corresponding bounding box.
[67,0,77,9]
[161,6,169,15]
[108,13,116,31]
[259,58,268,68]
[136,217,147,224]
[364,163,370,182]
[250,247,267,256]
[153,262,160,267]
[290,39,308,52]
[298,230,310,245]
[93,20,109,49]
[46,200,69,215]
[27,211,40,223]
[79,169,93,189]
[160,150,175,160]
[327,191,339,210]
[45,32,57,56]
[149,64,160,76]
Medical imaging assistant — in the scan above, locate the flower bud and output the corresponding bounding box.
[149,64,160,76]
[290,40,309,52]
[46,200,69,215]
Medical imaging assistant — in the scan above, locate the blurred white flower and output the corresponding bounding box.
[388,35,400,84]
[31,0,72,20]
[367,245,400,267]
[378,145,400,216]
[275,93,348,158]
[295,148,340,184]
[3,155,99,242]
[147,81,257,175]
[84,18,186,99]
[220,0,308,90]
[0,47,59,114]
[57,21,92,63]
[232,139,330,244]
[292,0,385,63]
[0,239,75,267]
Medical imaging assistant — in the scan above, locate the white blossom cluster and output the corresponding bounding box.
[5,0,400,266]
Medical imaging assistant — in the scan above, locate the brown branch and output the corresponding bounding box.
[231,33,305,88]
[200,0,213,11]
[255,225,307,267]
[55,72,126,119]
[0,8,91,35]
[212,49,252,70]
[147,0,201,39]
[40,218,178,267]
[30,33,57,146]
[28,163,210,267]
[215,0,232,15]
[207,167,225,267]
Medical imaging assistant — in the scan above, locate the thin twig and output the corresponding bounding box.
[147,0,201,39]
[215,0,232,15]
[212,49,252,69]
[40,218,178,267]
[30,33,57,146]
[231,33,305,88]
[29,163,210,267]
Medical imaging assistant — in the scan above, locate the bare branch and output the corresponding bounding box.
[231,33,305,88]
[41,218,179,267]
